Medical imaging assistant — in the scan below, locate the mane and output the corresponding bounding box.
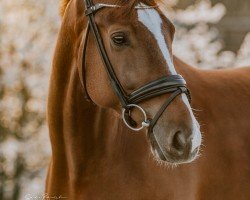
[60,0,71,17]
[59,0,161,17]
[116,0,158,8]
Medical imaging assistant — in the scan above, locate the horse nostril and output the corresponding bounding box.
[172,131,187,152]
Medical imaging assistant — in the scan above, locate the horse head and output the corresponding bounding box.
[74,0,202,165]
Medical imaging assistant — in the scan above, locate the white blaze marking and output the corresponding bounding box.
[181,94,202,152]
[137,5,201,152]
[137,4,177,74]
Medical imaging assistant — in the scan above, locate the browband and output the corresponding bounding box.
[85,3,158,16]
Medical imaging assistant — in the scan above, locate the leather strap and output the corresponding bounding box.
[84,0,129,107]
[129,75,187,104]
[78,21,93,102]
[83,0,190,107]
[82,0,191,124]
[85,3,119,15]
[81,0,192,161]
[147,88,186,161]
[148,88,186,132]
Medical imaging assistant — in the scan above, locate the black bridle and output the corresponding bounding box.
[79,0,191,160]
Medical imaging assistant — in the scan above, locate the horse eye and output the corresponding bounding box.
[111,33,128,46]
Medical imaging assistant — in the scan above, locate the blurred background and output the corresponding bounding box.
[0,0,249,199]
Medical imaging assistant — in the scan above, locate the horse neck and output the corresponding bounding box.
[48,46,149,175]
[47,2,152,183]
[174,56,250,122]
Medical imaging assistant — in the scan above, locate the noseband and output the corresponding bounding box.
[79,0,191,160]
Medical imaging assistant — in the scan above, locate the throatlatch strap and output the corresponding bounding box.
[78,22,93,102]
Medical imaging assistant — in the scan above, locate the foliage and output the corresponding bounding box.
[172,0,250,68]
[0,0,59,199]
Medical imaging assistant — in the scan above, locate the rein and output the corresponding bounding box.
[79,0,191,160]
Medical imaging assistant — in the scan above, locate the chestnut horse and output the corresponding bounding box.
[46,0,250,199]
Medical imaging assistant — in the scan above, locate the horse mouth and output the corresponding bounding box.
[150,142,200,165]
[151,147,199,165]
